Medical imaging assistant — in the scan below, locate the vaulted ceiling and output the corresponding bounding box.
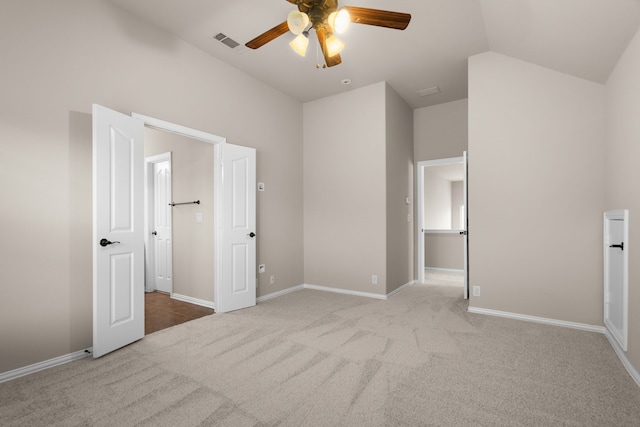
[108,0,640,109]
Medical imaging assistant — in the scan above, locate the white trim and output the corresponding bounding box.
[257,285,305,303]
[171,293,215,310]
[604,330,640,387]
[132,113,226,145]
[387,281,415,298]
[0,349,92,384]
[303,284,388,300]
[468,306,606,334]
[423,229,465,234]
[257,282,416,303]
[419,156,465,167]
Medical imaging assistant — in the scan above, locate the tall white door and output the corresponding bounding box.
[92,104,145,358]
[604,210,628,351]
[153,160,173,293]
[217,143,257,313]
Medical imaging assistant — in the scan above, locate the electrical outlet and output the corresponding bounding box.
[472,285,481,297]
[270,275,275,285]
[258,264,266,274]
[371,275,378,285]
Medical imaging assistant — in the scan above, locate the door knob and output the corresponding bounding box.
[152,231,157,236]
[247,232,256,238]
[99,238,120,247]
[609,242,624,251]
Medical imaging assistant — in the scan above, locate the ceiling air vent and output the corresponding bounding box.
[214,33,240,49]
[417,86,441,97]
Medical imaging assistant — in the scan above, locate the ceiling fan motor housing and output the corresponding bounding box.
[296,0,338,27]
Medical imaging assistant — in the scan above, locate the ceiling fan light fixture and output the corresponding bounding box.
[287,10,310,35]
[325,33,345,57]
[289,31,309,56]
[328,8,350,34]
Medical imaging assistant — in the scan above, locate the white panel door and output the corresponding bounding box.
[93,104,144,358]
[604,210,628,351]
[217,143,256,313]
[153,160,172,293]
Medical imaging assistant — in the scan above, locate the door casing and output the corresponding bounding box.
[133,113,226,311]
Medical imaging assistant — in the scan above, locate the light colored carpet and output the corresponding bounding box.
[2,284,640,426]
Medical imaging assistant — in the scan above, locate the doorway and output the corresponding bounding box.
[145,152,173,294]
[416,153,468,298]
[93,105,257,357]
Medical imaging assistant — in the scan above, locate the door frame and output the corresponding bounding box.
[144,152,172,293]
[416,153,469,298]
[133,113,226,311]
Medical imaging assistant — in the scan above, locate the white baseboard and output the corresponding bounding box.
[0,348,92,384]
[171,293,215,310]
[258,281,416,303]
[303,284,388,300]
[387,280,416,298]
[467,306,606,334]
[257,285,305,303]
[604,330,640,387]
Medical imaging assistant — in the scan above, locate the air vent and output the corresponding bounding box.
[417,86,441,97]
[214,33,240,49]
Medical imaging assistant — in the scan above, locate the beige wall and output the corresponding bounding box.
[303,82,413,295]
[425,234,464,270]
[144,128,215,302]
[414,99,468,162]
[424,169,452,229]
[468,52,606,325]
[0,0,303,374]
[303,83,388,293]
[605,25,640,376]
[385,84,414,294]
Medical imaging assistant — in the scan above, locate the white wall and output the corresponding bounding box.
[468,52,606,325]
[0,0,303,374]
[605,25,640,377]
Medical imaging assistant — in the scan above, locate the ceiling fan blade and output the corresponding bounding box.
[344,6,411,30]
[316,27,342,68]
[245,21,290,49]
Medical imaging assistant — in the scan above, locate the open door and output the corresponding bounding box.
[92,104,145,358]
[217,143,257,313]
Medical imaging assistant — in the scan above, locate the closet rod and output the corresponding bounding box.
[169,200,200,207]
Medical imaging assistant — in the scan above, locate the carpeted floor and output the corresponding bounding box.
[1,282,639,426]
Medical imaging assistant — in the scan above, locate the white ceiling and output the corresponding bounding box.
[108,0,640,109]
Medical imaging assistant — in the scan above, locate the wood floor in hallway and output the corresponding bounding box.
[145,291,214,335]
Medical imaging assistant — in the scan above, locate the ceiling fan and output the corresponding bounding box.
[245,0,411,67]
